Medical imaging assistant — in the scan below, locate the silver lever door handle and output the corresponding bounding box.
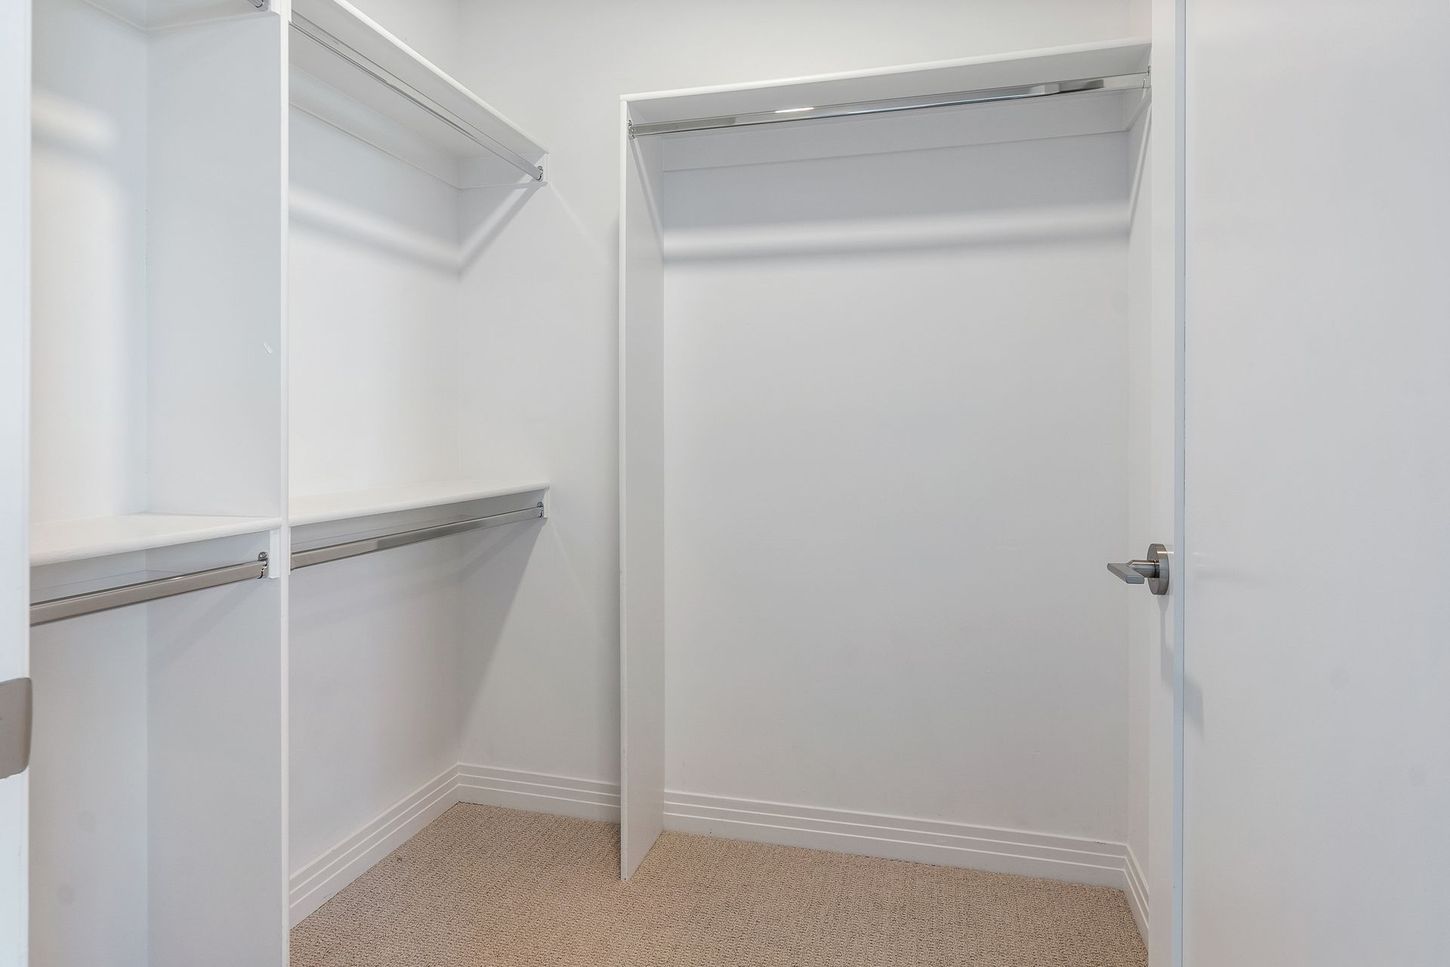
[1107,544,1170,595]
[1107,561,1154,584]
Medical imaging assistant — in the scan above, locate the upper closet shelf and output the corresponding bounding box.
[290,480,549,528]
[31,514,281,567]
[289,0,547,188]
[625,38,1150,169]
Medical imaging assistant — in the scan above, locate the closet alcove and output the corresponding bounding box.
[26,0,552,962]
[619,41,1155,930]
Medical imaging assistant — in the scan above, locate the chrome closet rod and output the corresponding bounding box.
[291,503,545,571]
[289,14,544,183]
[628,72,1149,138]
[30,555,271,627]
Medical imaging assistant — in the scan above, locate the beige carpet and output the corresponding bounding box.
[291,804,1145,967]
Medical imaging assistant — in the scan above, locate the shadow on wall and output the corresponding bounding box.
[658,99,1136,262]
[456,514,619,776]
[461,181,545,271]
[456,519,544,722]
[289,108,545,274]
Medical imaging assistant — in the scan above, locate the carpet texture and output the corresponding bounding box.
[291,804,1146,967]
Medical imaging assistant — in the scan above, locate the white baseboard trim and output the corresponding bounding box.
[455,763,621,822]
[290,765,1148,935]
[665,790,1132,890]
[1124,844,1150,943]
[289,766,460,925]
[289,764,623,925]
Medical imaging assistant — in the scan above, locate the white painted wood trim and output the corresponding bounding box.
[289,766,1147,929]
[288,767,459,925]
[1124,844,1150,943]
[665,791,1135,890]
[455,764,620,822]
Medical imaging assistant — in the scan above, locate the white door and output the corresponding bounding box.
[0,2,31,965]
[1184,2,1450,965]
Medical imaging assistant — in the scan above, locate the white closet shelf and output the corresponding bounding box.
[30,513,281,567]
[626,38,1150,126]
[289,0,547,188]
[289,480,550,527]
[625,38,1151,170]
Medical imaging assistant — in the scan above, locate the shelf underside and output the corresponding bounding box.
[289,0,546,188]
[626,38,1150,127]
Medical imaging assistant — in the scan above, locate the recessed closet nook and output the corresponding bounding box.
[23,0,1160,962]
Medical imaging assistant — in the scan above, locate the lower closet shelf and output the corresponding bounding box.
[289,480,549,527]
[30,513,282,567]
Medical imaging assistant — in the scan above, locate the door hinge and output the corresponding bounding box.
[0,677,32,780]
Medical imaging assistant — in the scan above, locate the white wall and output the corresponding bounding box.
[658,131,1133,841]
[288,544,462,872]
[288,110,463,498]
[444,0,1137,791]
[345,0,461,76]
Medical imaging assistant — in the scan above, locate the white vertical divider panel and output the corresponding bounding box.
[144,10,288,967]
[272,0,293,951]
[147,567,285,967]
[619,106,666,879]
[0,1,30,964]
[147,12,285,518]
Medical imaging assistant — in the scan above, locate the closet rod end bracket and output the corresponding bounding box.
[266,533,284,579]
